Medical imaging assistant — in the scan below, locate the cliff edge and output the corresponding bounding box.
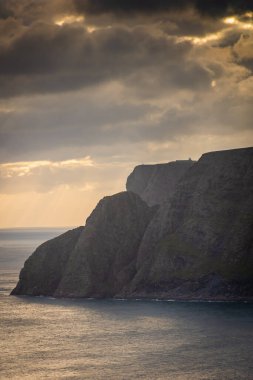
[126,159,194,206]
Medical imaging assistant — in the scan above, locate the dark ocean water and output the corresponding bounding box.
[0,229,253,380]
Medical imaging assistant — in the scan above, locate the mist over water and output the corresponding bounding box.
[0,229,253,379]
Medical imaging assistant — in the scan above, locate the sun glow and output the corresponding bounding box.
[177,32,221,45]
[178,12,253,46]
[223,16,237,25]
[55,15,84,26]
[223,14,253,30]
[0,157,94,178]
[87,26,97,33]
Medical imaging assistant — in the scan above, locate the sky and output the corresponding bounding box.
[0,0,253,228]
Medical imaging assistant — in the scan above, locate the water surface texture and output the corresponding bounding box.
[0,229,252,379]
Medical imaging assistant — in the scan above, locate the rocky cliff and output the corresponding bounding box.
[12,192,156,297]
[12,147,253,300]
[124,148,253,300]
[126,160,194,206]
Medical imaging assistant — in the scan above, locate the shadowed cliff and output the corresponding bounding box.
[126,159,195,206]
[124,148,253,299]
[12,147,253,300]
[12,192,156,297]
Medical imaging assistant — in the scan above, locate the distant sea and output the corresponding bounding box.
[0,228,253,380]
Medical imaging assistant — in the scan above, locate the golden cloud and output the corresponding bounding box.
[0,156,94,178]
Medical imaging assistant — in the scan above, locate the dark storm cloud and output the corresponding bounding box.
[0,1,14,19]
[0,0,252,164]
[0,0,72,24]
[74,0,253,18]
[195,0,253,17]
[0,0,250,99]
[1,68,251,163]
[74,0,192,15]
[0,21,213,98]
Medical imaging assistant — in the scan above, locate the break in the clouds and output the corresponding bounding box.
[0,0,252,227]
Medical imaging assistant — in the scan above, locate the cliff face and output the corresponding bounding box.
[55,192,156,298]
[125,148,253,299]
[11,227,84,296]
[126,160,194,206]
[12,147,253,300]
[12,192,156,297]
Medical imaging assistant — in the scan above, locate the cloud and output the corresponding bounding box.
[73,0,253,18]
[0,154,133,195]
[0,156,94,193]
[0,156,93,178]
[0,0,251,99]
[0,0,252,227]
[0,3,251,99]
[233,33,253,70]
[0,1,14,19]
[0,68,251,165]
[0,20,207,98]
[0,85,160,161]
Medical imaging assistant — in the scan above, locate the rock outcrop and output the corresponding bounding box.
[12,192,156,297]
[12,147,253,300]
[123,148,253,300]
[12,227,84,296]
[126,160,194,206]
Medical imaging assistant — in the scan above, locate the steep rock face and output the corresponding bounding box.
[125,148,253,299]
[126,160,194,206]
[55,191,156,297]
[11,227,84,296]
[12,192,155,297]
[12,147,253,300]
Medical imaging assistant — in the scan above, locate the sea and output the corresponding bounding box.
[0,228,253,380]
